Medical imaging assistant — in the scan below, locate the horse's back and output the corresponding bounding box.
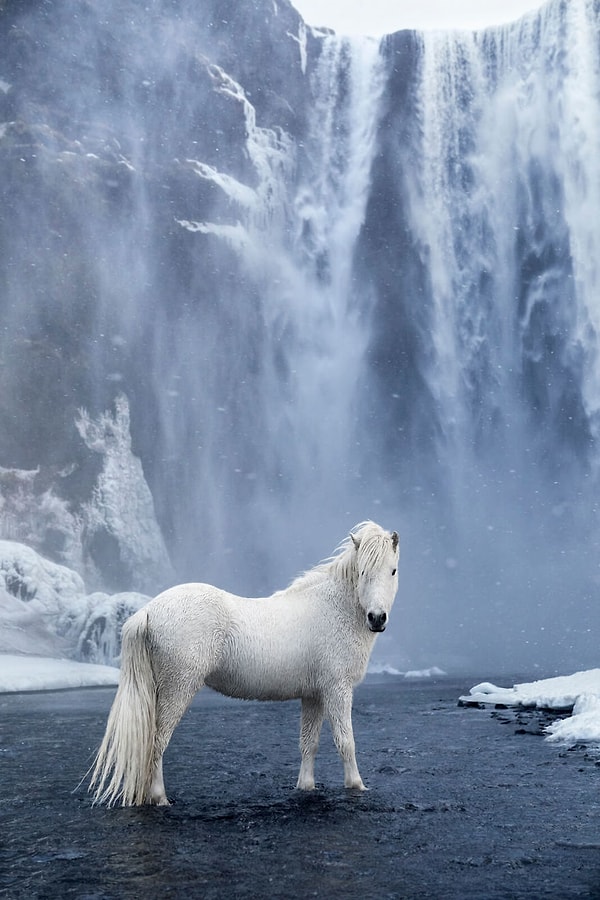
[141,583,233,678]
[147,582,232,622]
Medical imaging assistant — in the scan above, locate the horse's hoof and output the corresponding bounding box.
[345,781,368,791]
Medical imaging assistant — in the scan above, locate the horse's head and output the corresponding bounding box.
[351,523,399,633]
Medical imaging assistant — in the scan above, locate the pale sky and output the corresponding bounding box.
[292,0,546,34]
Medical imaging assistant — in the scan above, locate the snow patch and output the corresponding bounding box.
[206,63,294,231]
[0,539,86,656]
[76,394,173,594]
[461,670,600,746]
[0,539,148,663]
[369,662,447,679]
[175,218,250,253]
[183,159,256,207]
[546,694,600,743]
[0,465,85,575]
[462,670,600,710]
[0,654,118,693]
[287,22,308,74]
[76,590,148,664]
[404,666,447,679]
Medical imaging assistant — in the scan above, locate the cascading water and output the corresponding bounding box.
[385,0,600,670]
[149,31,388,590]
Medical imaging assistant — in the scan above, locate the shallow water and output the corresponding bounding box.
[1,679,600,899]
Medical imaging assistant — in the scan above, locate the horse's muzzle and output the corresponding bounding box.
[367,611,387,632]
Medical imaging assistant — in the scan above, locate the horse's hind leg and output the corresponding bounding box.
[149,755,168,806]
[149,674,201,805]
[324,687,366,791]
[297,696,324,790]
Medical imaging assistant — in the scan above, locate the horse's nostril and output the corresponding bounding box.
[368,611,387,630]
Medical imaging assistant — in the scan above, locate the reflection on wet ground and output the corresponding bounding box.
[1,679,600,898]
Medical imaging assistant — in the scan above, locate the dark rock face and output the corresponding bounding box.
[0,0,307,459]
[0,0,314,590]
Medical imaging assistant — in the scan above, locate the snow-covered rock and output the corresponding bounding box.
[461,670,600,746]
[75,395,174,595]
[0,539,149,663]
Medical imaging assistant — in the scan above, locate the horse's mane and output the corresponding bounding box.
[281,521,392,595]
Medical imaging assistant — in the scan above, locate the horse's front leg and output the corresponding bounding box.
[324,687,367,791]
[297,696,324,790]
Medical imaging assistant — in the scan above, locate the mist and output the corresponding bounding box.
[0,0,599,675]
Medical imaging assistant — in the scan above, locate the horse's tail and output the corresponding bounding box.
[89,608,157,807]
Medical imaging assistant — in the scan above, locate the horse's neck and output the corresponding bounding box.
[277,568,364,631]
[324,575,363,623]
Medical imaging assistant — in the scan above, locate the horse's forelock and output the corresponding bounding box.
[329,521,393,582]
[284,522,393,591]
[352,522,395,575]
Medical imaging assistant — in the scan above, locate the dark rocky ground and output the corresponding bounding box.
[1,677,600,899]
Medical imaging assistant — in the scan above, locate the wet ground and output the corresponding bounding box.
[1,677,600,899]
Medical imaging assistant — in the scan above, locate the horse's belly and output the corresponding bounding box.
[205,638,311,701]
[205,666,303,702]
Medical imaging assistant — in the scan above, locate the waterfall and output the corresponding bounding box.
[415,0,600,461]
[153,33,388,589]
[2,0,600,671]
[386,0,600,670]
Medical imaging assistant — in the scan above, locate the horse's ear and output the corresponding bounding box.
[351,532,360,551]
[391,531,399,552]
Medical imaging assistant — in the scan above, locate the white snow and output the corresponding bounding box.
[287,22,308,74]
[205,62,294,231]
[175,218,250,253]
[404,666,447,679]
[0,539,87,657]
[75,396,174,594]
[369,662,447,678]
[183,158,256,208]
[0,537,149,666]
[461,670,600,744]
[0,397,172,595]
[0,654,118,693]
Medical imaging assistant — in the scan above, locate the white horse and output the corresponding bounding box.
[89,521,399,807]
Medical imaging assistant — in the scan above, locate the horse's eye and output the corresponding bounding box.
[392,569,396,576]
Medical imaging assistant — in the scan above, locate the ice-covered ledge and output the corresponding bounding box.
[460,670,600,744]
